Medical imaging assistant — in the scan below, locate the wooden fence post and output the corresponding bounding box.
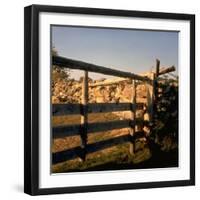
[80,70,88,161]
[146,72,154,123]
[143,72,154,136]
[154,59,160,120]
[156,59,160,78]
[154,59,160,104]
[129,79,136,155]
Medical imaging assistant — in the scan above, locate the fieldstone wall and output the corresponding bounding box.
[52,78,147,104]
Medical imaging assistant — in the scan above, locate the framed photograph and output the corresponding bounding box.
[24,4,195,195]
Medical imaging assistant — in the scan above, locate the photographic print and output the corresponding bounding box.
[51,26,179,173]
[24,5,195,195]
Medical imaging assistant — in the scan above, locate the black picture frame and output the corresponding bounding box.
[24,4,195,195]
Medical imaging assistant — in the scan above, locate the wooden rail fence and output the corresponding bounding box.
[52,55,175,164]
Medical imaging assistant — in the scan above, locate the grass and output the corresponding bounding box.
[52,143,151,173]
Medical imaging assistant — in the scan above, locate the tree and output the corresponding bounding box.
[152,79,178,151]
[52,46,58,56]
[51,47,70,82]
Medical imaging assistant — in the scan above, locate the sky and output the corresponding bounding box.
[51,25,178,80]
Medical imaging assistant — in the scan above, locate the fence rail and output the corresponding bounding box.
[52,55,175,164]
[53,56,152,83]
[53,119,148,139]
[52,102,145,116]
[53,119,130,138]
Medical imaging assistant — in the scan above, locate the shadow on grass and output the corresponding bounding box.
[54,142,178,173]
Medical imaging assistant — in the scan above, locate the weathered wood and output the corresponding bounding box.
[52,134,131,164]
[152,72,157,120]
[89,78,132,87]
[53,55,152,83]
[135,119,149,127]
[88,103,133,113]
[156,59,160,78]
[52,103,141,116]
[52,146,81,164]
[80,70,88,160]
[53,124,81,138]
[154,59,160,119]
[136,103,144,110]
[53,120,133,139]
[143,73,154,136]
[168,72,178,79]
[133,131,146,140]
[52,104,81,115]
[158,66,175,76]
[90,103,133,113]
[146,72,154,122]
[129,80,136,155]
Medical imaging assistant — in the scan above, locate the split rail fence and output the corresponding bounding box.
[52,56,175,164]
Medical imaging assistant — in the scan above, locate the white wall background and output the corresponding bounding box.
[0,0,199,199]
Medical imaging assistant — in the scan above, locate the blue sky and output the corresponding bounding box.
[52,26,178,80]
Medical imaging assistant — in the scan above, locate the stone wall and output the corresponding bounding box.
[52,78,147,104]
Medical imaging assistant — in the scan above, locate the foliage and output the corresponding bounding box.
[152,77,178,148]
[52,46,58,56]
[51,47,71,82]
